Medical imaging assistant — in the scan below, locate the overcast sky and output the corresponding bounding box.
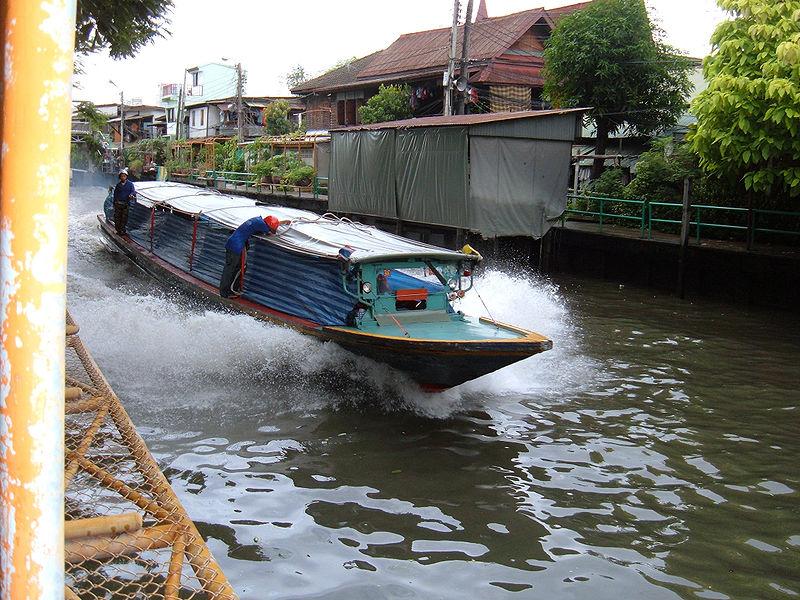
[73,0,728,106]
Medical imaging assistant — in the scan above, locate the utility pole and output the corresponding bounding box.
[176,85,184,140]
[444,0,461,116]
[456,0,474,115]
[180,69,189,139]
[119,90,125,163]
[236,62,244,140]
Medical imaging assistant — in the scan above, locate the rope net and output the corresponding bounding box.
[64,311,237,600]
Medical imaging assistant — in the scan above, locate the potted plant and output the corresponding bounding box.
[285,165,315,187]
[252,160,273,185]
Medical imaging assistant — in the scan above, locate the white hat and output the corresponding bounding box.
[118,168,128,176]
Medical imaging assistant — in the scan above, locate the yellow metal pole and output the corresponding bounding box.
[0,0,76,597]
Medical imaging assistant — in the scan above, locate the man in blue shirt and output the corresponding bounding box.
[219,214,290,298]
[113,169,137,235]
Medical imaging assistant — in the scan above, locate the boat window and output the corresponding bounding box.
[395,288,428,311]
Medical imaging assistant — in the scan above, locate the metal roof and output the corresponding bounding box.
[357,8,549,79]
[329,108,588,132]
[291,53,382,94]
[291,2,591,94]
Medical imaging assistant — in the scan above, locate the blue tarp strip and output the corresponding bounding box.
[116,205,356,325]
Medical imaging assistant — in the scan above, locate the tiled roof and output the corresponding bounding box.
[358,7,550,79]
[291,2,590,94]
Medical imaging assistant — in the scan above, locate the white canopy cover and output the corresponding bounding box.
[133,181,469,264]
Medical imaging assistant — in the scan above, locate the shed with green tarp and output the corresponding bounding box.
[329,108,586,238]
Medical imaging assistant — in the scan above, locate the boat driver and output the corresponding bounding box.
[219,215,291,298]
[113,168,137,235]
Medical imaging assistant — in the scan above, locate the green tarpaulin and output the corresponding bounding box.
[329,111,579,237]
[395,127,468,228]
[329,130,396,218]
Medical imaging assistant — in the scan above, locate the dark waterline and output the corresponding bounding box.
[68,186,800,599]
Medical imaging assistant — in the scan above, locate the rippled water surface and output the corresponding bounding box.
[69,186,800,599]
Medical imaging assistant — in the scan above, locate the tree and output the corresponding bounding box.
[75,101,108,133]
[71,102,108,169]
[543,0,692,178]
[264,101,292,136]
[75,0,173,58]
[358,85,413,125]
[689,0,800,197]
[285,65,308,91]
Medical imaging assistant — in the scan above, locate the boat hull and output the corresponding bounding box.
[98,217,551,390]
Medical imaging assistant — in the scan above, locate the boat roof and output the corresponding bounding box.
[132,181,471,264]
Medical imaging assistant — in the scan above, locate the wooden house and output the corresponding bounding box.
[292,1,590,131]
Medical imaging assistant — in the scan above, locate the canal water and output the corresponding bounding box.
[68,186,799,599]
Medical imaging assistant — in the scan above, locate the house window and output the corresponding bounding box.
[167,108,175,121]
[191,71,199,87]
[345,99,356,125]
[191,110,196,127]
[200,109,205,127]
[336,101,345,126]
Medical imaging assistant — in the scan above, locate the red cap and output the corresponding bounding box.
[264,215,280,232]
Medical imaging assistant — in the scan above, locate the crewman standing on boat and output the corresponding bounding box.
[219,215,290,298]
[113,168,137,235]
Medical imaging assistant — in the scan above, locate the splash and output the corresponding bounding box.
[453,268,597,400]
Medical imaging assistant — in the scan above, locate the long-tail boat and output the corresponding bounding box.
[99,181,551,391]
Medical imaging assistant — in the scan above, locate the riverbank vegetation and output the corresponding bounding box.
[563,0,800,243]
[689,0,800,198]
[572,138,800,244]
[159,137,316,188]
[544,0,693,179]
[70,102,109,171]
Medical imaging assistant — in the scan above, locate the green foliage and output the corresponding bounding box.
[215,138,245,172]
[246,138,273,165]
[332,56,359,70]
[358,85,412,125]
[193,146,207,168]
[75,101,108,131]
[689,0,800,197]
[265,152,305,180]
[285,65,308,91]
[544,0,692,176]
[623,138,699,202]
[127,157,144,177]
[165,156,191,175]
[264,101,292,136]
[76,0,173,58]
[587,168,626,198]
[251,160,273,183]
[284,165,315,187]
[128,138,169,165]
[71,101,108,169]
